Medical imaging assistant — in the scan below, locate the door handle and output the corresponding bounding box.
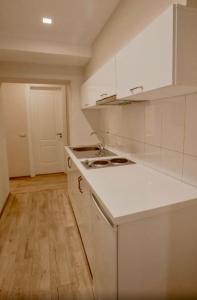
[18,133,27,138]
[100,93,108,98]
[57,133,63,138]
[78,176,83,194]
[67,157,72,169]
[129,86,143,93]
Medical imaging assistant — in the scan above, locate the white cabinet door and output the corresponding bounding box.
[81,76,98,109]
[78,177,93,271]
[65,154,77,209]
[81,81,89,109]
[92,194,117,300]
[116,6,174,100]
[66,159,93,272]
[94,57,116,101]
[81,57,116,108]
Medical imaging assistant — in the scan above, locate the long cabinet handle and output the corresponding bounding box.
[92,194,114,227]
[67,157,72,169]
[100,93,108,98]
[78,176,83,194]
[129,86,143,93]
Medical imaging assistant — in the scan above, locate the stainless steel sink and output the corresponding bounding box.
[70,145,117,159]
[72,146,100,152]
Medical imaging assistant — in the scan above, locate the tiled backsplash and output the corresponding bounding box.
[96,93,197,187]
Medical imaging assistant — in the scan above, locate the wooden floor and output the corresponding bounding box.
[0,174,94,300]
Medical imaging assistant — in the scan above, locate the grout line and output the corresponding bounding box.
[102,130,186,155]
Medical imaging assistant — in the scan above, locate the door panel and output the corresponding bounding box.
[92,195,117,300]
[30,87,64,175]
[116,6,173,100]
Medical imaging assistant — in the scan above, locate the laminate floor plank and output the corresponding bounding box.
[0,174,94,300]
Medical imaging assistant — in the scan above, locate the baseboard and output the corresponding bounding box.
[0,192,11,219]
[9,175,31,180]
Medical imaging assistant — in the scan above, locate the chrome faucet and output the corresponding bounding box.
[90,131,105,152]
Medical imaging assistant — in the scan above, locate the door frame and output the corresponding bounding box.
[26,84,67,177]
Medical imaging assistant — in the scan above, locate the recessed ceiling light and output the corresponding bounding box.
[42,17,52,24]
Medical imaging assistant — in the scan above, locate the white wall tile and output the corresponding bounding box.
[122,103,145,142]
[161,96,185,152]
[160,149,183,179]
[183,154,197,187]
[99,108,110,132]
[108,106,122,135]
[96,92,197,185]
[142,144,161,169]
[184,94,197,156]
[145,102,162,146]
[125,139,145,155]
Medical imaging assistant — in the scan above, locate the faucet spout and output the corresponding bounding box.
[90,131,105,151]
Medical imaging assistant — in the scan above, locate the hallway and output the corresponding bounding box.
[0,174,94,300]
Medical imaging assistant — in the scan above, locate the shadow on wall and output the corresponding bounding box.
[82,109,101,143]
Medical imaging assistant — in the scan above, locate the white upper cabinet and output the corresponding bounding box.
[81,57,116,108]
[94,57,116,101]
[116,5,197,101]
[81,4,197,107]
[81,76,98,109]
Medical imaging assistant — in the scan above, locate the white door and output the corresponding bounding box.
[30,87,64,175]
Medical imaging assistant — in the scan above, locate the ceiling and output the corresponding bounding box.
[0,0,120,66]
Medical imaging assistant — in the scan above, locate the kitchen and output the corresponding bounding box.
[0,0,197,299]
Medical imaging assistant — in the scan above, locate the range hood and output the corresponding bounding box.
[96,95,133,106]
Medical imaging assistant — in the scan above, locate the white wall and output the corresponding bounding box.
[2,83,30,177]
[0,85,9,212]
[0,62,99,146]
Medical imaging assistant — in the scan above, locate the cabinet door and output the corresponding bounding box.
[81,57,116,108]
[71,173,93,272]
[78,177,93,271]
[81,81,89,109]
[116,6,174,100]
[65,154,74,199]
[94,57,116,101]
[81,77,98,109]
[91,194,117,300]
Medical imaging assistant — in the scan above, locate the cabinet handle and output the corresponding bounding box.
[67,157,72,169]
[57,133,63,138]
[129,86,143,93]
[100,93,108,98]
[92,194,114,227]
[78,176,83,194]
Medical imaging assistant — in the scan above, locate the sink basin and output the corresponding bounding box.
[70,145,117,159]
[72,146,100,151]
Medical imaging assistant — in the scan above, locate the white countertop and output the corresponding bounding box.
[65,146,197,225]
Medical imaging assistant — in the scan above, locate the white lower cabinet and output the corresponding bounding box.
[66,156,93,272]
[91,194,117,300]
[66,154,197,299]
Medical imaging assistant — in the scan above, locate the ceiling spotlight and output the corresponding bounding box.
[42,17,52,24]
